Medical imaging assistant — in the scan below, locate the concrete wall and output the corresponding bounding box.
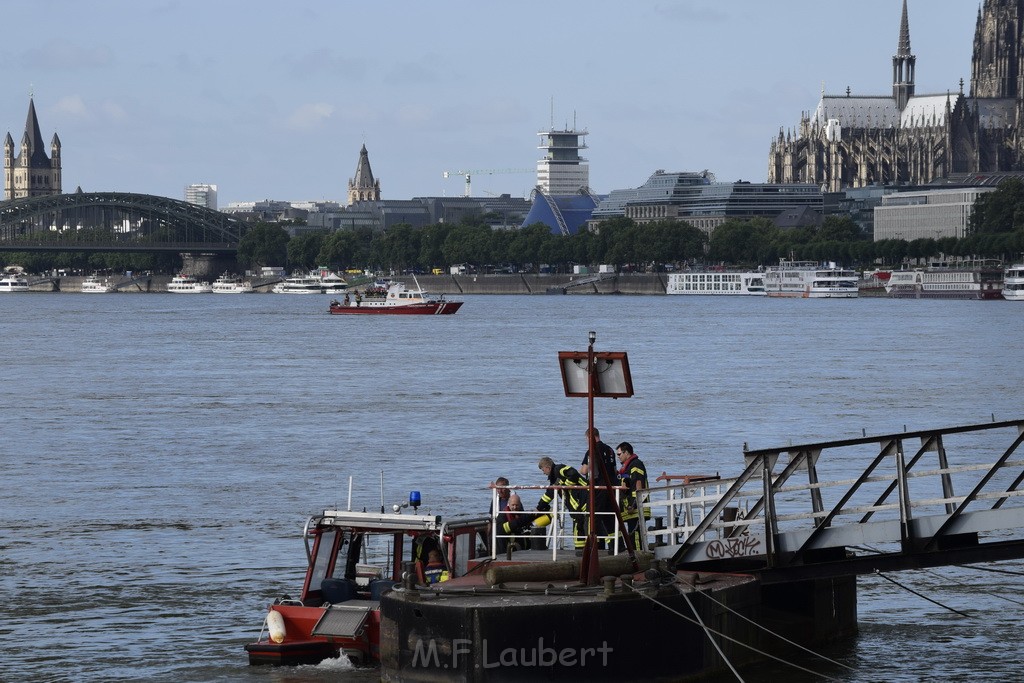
[419,273,667,295]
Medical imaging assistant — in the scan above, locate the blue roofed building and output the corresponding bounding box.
[520,121,605,234]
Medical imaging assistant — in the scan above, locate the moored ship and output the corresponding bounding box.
[81,274,115,293]
[762,260,858,298]
[272,269,348,294]
[211,272,253,294]
[1003,263,1024,301]
[0,272,31,292]
[666,270,766,295]
[885,266,1003,300]
[167,274,213,293]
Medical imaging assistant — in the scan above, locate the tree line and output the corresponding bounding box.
[4,178,1024,274]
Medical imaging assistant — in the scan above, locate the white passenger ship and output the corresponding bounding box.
[0,273,30,292]
[167,274,213,294]
[1003,264,1024,301]
[272,269,348,294]
[81,274,115,293]
[762,260,858,298]
[211,273,254,294]
[885,267,1003,300]
[666,271,766,295]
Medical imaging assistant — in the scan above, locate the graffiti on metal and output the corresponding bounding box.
[704,534,762,559]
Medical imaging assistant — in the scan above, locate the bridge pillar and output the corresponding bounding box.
[181,253,238,279]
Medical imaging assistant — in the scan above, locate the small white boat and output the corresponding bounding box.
[212,272,254,294]
[81,274,115,293]
[167,274,213,294]
[1004,264,1024,301]
[0,273,30,293]
[667,271,766,296]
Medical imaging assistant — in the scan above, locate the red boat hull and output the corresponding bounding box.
[329,301,463,315]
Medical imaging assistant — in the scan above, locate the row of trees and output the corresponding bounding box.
[6,178,1024,274]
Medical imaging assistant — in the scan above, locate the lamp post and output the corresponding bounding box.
[558,332,634,585]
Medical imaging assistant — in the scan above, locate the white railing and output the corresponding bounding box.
[489,485,624,560]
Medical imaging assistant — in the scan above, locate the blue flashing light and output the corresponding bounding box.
[409,491,421,509]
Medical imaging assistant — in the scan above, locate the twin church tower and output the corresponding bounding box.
[769,0,1024,190]
[4,98,61,200]
[15,1,1024,203]
[1,97,381,207]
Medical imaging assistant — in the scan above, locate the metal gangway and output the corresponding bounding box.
[643,418,1024,582]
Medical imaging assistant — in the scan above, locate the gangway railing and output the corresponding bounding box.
[640,419,1024,575]
[488,484,623,560]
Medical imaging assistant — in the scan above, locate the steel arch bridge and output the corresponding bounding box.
[0,191,246,253]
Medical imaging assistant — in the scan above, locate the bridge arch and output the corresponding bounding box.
[0,191,245,253]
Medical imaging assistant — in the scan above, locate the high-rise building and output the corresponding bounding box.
[768,0,1024,191]
[536,123,589,195]
[185,184,218,210]
[4,97,61,200]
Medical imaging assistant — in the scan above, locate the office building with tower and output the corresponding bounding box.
[185,184,218,210]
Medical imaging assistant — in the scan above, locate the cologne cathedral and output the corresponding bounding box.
[768,0,1024,191]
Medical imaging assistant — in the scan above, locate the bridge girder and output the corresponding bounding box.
[0,191,245,252]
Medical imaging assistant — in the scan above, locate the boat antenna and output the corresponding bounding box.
[380,470,385,513]
[347,475,353,512]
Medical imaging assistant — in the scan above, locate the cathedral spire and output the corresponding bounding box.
[897,0,911,56]
[892,0,916,110]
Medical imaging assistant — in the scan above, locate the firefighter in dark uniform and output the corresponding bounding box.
[536,456,589,551]
[581,427,618,549]
[615,442,649,551]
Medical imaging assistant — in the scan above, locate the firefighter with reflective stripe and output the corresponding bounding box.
[616,442,649,551]
[536,456,589,550]
[423,549,449,584]
[498,493,532,552]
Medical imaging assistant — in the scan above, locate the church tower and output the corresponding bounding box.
[892,0,916,110]
[971,0,1024,98]
[347,144,381,206]
[4,97,62,200]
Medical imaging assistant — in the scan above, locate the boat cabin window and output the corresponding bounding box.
[311,529,338,582]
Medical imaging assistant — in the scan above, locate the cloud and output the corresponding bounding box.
[54,96,89,118]
[285,103,334,130]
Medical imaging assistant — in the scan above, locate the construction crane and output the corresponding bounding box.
[441,168,534,197]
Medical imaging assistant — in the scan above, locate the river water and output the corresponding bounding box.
[2,292,1022,682]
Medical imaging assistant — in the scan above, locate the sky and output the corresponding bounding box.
[1,1,981,206]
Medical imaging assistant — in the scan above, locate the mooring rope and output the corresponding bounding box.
[671,573,855,672]
[961,563,1024,578]
[850,544,1024,609]
[623,582,840,681]
[911,565,1024,608]
[872,570,975,619]
[677,588,745,682]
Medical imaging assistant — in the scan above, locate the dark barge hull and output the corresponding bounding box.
[379,572,857,682]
